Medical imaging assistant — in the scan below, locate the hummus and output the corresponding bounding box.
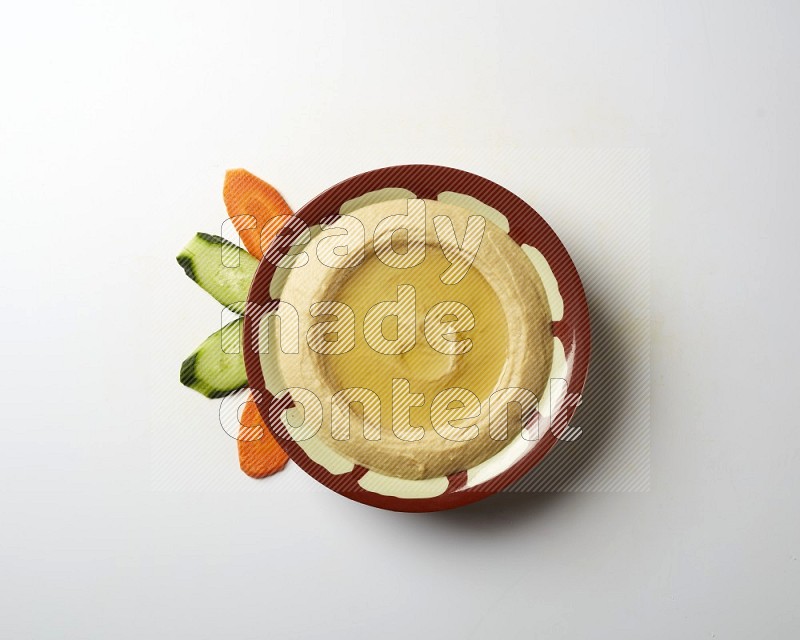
[261,198,553,480]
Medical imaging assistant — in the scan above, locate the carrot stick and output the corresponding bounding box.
[238,392,289,478]
[223,169,293,259]
[223,169,293,478]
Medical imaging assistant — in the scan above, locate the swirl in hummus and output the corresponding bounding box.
[258,198,553,480]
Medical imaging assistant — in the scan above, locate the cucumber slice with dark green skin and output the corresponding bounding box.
[180,319,247,398]
[177,233,258,314]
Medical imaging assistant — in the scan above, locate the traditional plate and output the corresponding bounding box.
[243,165,590,511]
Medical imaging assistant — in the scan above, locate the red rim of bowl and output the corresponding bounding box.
[243,164,591,512]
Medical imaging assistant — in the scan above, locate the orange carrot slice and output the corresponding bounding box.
[223,169,293,478]
[238,393,289,478]
[223,169,293,259]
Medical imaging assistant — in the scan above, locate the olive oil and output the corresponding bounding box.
[322,244,509,435]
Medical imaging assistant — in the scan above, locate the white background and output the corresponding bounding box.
[1,1,798,638]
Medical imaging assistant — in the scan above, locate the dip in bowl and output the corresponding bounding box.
[244,165,590,511]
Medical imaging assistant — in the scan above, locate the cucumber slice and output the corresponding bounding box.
[177,233,258,313]
[180,319,247,398]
